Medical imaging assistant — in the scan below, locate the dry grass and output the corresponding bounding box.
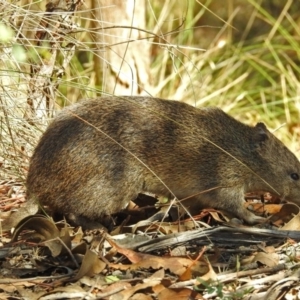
[0,0,300,176]
[1,2,300,298]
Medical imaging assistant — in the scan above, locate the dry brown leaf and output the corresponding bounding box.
[27,285,87,299]
[111,280,162,300]
[74,248,106,280]
[0,280,39,291]
[59,224,72,250]
[153,283,168,295]
[278,204,300,230]
[179,247,207,281]
[71,226,84,244]
[10,215,65,257]
[253,252,279,267]
[260,204,282,214]
[72,242,88,254]
[133,217,201,234]
[157,287,202,300]
[244,202,267,213]
[15,287,44,300]
[170,246,186,256]
[79,274,107,288]
[281,214,300,230]
[99,281,131,298]
[42,239,63,257]
[272,203,299,220]
[108,238,208,276]
[179,267,192,281]
[207,210,227,222]
[41,221,72,257]
[11,215,60,242]
[147,223,194,234]
[147,268,165,281]
[195,259,218,284]
[0,293,11,300]
[264,246,276,253]
[0,284,17,293]
[130,293,153,300]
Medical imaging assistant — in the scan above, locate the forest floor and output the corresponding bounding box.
[1,179,300,300]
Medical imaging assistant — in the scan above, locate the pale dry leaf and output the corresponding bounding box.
[108,239,208,276]
[146,222,196,234]
[196,259,218,283]
[281,211,300,231]
[0,284,17,293]
[271,203,300,228]
[75,249,106,280]
[16,286,45,300]
[145,268,165,282]
[170,246,186,256]
[110,280,161,300]
[11,215,60,242]
[71,226,84,244]
[98,281,131,298]
[130,293,153,300]
[37,285,88,300]
[208,210,227,222]
[79,275,107,288]
[0,293,11,300]
[59,224,72,250]
[152,283,168,295]
[157,287,200,300]
[253,252,279,267]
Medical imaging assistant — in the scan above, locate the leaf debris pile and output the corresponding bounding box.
[1,181,300,299]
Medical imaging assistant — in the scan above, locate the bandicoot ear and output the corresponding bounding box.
[252,122,269,149]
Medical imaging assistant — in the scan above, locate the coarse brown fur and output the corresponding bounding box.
[25,96,300,226]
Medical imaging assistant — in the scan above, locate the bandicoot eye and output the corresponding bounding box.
[291,173,300,180]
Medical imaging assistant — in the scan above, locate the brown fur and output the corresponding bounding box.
[26,96,300,226]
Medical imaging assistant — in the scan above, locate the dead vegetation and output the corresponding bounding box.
[1,180,300,299]
[1,0,300,299]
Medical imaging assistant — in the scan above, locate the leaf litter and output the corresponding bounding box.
[1,181,300,299]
